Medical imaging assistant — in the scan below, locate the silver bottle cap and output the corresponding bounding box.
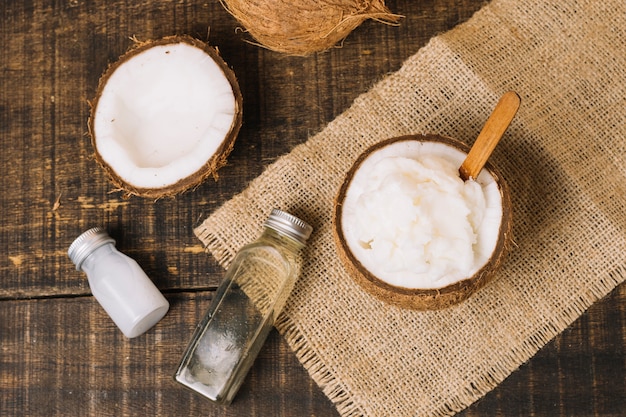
[68,227,115,271]
[264,209,313,245]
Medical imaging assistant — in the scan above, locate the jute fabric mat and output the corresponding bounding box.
[195,0,626,415]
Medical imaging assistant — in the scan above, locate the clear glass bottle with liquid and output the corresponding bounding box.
[174,209,313,404]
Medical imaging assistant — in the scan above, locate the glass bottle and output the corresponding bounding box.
[68,227,170,338]
[174,209,313,405]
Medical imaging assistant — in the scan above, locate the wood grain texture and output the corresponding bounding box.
[0,292,335,416]
[0,0,624,416]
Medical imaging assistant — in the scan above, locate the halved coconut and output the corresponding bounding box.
[88,35,243,198]
[333,134,513,310]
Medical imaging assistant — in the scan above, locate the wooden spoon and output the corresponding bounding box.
[459,91,521,181]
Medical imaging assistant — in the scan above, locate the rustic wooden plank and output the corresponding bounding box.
[1,283,623,416]
[0,291,338,416]
[1,0,261,298]
[0,0,486,299]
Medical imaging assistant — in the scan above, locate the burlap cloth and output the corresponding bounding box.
[195,0,626,415]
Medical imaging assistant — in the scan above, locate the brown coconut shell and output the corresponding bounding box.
[220,0,402,55]
[333,134,514,310]
[88,35,243,199]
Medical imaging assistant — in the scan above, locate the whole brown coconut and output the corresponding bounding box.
[220,0,402,55]
[89,35,243,199]
[333,134,514,310]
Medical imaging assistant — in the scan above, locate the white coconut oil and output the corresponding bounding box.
[341,140,503,289]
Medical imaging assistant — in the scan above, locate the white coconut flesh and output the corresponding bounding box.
[92,42,238,189]
[341,140,503,290]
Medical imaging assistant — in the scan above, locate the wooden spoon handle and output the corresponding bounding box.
[459,91,521,181]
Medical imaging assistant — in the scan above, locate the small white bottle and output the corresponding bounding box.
[68,227,170,338]
[174,209,313,404]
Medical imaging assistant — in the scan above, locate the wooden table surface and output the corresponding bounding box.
[1,1,624,416]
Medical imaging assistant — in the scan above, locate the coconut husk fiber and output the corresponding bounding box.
[220,0,401,55]
[195,0,626,415]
